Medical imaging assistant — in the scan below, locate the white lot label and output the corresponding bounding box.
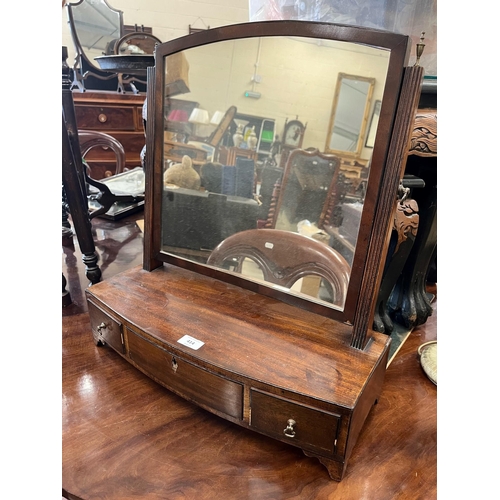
[177,335,205,350]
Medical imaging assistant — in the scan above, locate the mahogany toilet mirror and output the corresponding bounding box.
[87,19,423,481]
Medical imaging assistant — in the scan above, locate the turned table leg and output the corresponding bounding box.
[62,46,102,285]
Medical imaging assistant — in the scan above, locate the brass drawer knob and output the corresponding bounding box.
[98,113,108,123]
[96,322,107,334]
[283,419,296,438]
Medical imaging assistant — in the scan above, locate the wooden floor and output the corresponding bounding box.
[62,212,437,500]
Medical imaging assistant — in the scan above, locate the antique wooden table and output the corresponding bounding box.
[62,307,436,499]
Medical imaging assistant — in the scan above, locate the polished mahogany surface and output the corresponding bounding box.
[62,214,437,499]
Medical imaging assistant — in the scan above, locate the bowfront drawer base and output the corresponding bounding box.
[127,328,243,420]
[85,265,391,481]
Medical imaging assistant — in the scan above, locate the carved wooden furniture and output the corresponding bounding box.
[79,130,126,177]
[207,229,350,308]
[387,107,437,328]
[72,91,146,179]
[263,148,342,231]
[85,21,423,480]
[373,181,420,333]
[62,46,101,286]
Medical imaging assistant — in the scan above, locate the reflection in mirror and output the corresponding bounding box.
[325,73,375,157]
[273,149,340,232]
[160,36,390,311]
[212,256,340,306]
[113,32,161,55]
[365,100,381,148]
[70,0,122,60]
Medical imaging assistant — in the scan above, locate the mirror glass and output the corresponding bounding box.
[365,100,381,148]
[160,36,390,311]
[70,0,122,59]
[325,73,375,156]
[274,149,340,232]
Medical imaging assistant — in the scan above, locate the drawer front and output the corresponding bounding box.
[75,106,136,131]
[127,329,243,420]
[88,300,125,354]
[250,389,340,454]
[83,133,145,160]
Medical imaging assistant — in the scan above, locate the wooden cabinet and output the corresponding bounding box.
[72,91,146,179]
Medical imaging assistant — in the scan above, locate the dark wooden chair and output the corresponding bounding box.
[207,228,350,308]
[79,130,127,178]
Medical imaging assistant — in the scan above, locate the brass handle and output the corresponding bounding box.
[98,113,108,123]
[96,322,106,334]
[283,419,296,438]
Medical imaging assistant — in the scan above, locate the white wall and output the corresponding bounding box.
[62,1,389,158]
[174,37,389,157]
[62,0,250,65]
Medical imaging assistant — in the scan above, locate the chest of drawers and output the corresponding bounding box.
[72,91,146,179]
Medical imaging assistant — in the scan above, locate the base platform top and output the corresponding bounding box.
[86,264,390,408]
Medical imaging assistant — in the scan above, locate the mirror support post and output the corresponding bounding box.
[143,66,163,271]
[350,65,425,350]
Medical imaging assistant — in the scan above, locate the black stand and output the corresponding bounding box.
[62,46,102,286]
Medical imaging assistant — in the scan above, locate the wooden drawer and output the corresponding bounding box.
[250,389,340,454]
[83,132,145,161]
[88,300,125,354]
[75,105,136,131]
[127,329,243,420]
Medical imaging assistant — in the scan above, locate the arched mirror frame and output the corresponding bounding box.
[144,20,413,341]
[324,73,375,157]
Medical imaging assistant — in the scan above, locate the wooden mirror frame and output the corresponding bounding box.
[144,20,423,350]
[325,73,375,157]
